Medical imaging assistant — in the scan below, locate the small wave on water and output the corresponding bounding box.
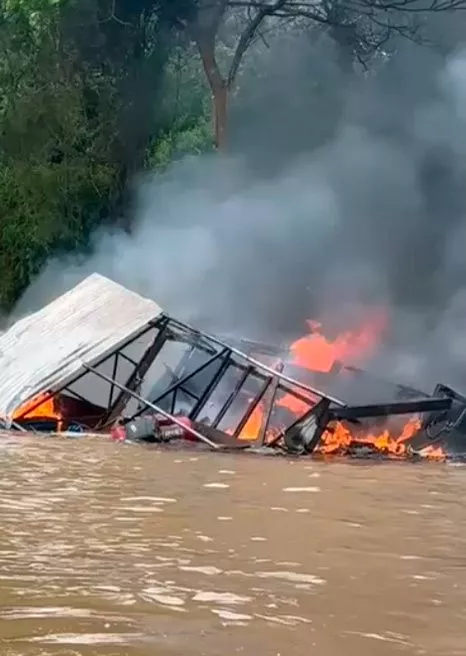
[0,435,465,655]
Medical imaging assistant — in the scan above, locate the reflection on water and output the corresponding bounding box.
[0,434,466,655]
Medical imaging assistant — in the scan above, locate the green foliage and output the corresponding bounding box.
[0,0,463,313]
[0,0,210,311]
[0,0,119,308]
[149,42,214,168]
[0,162,115,308]
[149,117,213,169]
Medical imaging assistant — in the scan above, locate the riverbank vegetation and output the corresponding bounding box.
[1,0,465,311]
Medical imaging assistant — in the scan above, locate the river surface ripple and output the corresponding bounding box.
[0,434,465,655]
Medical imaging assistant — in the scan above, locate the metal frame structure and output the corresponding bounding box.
[12,313,455,454]
[12,316,167,430]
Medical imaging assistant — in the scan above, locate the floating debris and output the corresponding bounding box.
[1,273,465,462]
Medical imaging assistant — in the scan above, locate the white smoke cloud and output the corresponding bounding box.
[14,39,466,395]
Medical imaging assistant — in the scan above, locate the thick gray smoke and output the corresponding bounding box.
[15,35,466,394]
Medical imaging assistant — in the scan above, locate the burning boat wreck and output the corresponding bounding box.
[1,273,465,461]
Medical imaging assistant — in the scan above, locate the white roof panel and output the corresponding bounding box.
[0,273,163,420]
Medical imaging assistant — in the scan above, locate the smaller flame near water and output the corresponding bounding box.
[13,391,62,423]
[238,312,445,461]
[9,312,446,461]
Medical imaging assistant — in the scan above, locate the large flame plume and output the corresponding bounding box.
[238,314,445,460]
[9,315,446,459]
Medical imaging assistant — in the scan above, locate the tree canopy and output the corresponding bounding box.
[0,0,465,311]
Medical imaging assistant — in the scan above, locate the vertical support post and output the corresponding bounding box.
[100,316,171,426]
[280,397,332,454]
[129,347,227,420]
[211,365,253,429]
[257,361,284,446]
[107,352,119,410]
[170,389,177,415]
[188,349,231,421]
[172,343,197,380]
[233,376,273,440]
[10,320,161,431]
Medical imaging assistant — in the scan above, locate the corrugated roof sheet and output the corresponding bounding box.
[0,273,163,420]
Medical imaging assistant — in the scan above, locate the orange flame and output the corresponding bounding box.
[276,313,386,417]
[235,312,445,460]
[13,391,62,427]
[287,314,385,373]
[318,417,423,457]
[238,402,265,441]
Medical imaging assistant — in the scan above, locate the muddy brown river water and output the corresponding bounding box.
[0,435,465,656]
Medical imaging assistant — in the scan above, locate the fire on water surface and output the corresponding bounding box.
[238,315,446,461]
[10,313,446,461]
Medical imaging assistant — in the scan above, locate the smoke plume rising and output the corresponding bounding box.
[15,34,466,394]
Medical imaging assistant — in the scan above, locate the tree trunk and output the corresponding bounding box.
[195,35,229,151]
[212,81,228,151]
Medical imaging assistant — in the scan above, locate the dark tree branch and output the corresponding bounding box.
[216,0,466,67]
[193,0,466,87]
[189,0,228,90]
[227,0,287,85]
[224,0,466,9]
[188,0,466,149]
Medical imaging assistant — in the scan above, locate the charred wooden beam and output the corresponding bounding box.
[329,397,452,422]
[257,361,284,446]
[100,316,171,427]
[282,397,332,454]
[189,349,231,421]
[233,375,274,439]
[276,396,453,456]
[211,365,254,428]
